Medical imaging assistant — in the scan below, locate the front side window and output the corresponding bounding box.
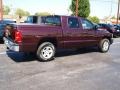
[68,17,79,28]
[81,18,94,30]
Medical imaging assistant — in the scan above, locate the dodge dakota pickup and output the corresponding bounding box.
[4,15,113,61]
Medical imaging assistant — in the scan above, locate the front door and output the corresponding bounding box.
[63,17,84,48]
[80,18,100,46]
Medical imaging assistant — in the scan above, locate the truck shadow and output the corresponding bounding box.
[7,51,37,62]
[0,39,3,44]
[7,47,98,63]
[56,47,98,57]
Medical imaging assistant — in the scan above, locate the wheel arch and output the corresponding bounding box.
[102,36,113,44]
[37,37,58,50]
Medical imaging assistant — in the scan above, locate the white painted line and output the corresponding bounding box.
[0,52,6,55]
[0,52,14,55]
[113,42,120,45]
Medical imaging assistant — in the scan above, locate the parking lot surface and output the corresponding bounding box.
[0,38,120,90]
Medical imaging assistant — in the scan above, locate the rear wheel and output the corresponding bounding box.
[36,42,55,62]
[98,39,110,53]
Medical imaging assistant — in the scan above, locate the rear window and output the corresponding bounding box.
[42,16,61,26]
[26,16,38,23]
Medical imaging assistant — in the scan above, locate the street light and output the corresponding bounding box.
[0,0,3,20]
[75,0,78,16]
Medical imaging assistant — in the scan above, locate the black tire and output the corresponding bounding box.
[36,42,55,62]
[113,34,119,38]
[98,39,110,53]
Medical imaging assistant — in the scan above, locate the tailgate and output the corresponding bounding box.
[4,24,16,41]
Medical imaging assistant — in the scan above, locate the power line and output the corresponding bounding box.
[117,0,120,24]
[90,0,117,4]
[108,0,113,18]
[91,0,115,18]
[0,0,3,20]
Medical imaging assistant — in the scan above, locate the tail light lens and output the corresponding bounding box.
[15,31,22,43]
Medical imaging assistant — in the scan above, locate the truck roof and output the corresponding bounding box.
[27,15,82,18]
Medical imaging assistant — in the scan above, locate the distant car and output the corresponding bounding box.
[113,25,120,37]
[0,19,16,39]
[94,24,107,31]
[98,23,119,37]
[98,24,115,33]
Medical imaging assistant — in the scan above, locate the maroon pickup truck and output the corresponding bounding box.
[4,15,113,61]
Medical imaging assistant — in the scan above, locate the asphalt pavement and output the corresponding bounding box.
[0,38,120,90]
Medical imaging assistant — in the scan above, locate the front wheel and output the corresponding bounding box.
[36,42,55,62]
[98,39,110,53]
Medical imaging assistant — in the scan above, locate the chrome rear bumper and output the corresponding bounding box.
[3,37,19,52]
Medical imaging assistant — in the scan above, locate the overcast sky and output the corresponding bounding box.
[3,0,118,19]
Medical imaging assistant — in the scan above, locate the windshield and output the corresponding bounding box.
[107,24,114,28]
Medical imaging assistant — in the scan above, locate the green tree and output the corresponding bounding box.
[3,6,10,15]
[35,12,50,16]
[15,8,30,18]
[88,16,100,24]
[24,11,30,16]
[111,16,116,19]
[70,0,90,18]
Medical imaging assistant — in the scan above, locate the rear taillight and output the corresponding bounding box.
[15,31,22,43]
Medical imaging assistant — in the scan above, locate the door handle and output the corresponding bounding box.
[67,33,71,34]
[83,32,88,34]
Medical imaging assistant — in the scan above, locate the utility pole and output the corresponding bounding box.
[0,0,3,20]
[117,0,120,24]
[75,0,78,16]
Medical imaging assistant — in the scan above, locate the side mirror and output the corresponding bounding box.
[93,25,98,30]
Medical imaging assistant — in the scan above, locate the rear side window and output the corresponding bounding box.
[68,17,79,28]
